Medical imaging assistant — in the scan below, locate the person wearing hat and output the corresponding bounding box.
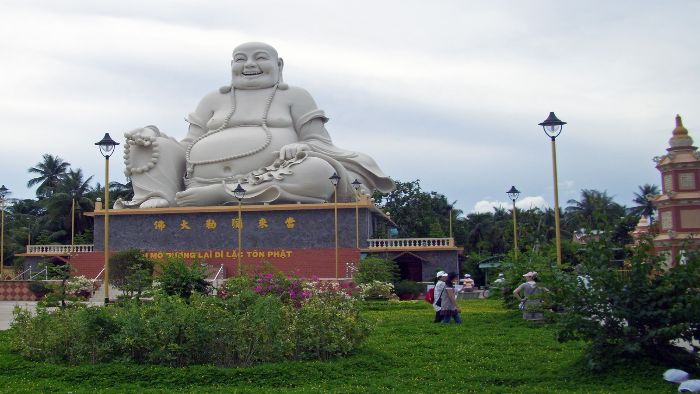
[459,273,475,293]
[494,273,505,285]
[513,271,547,313]
[432,271,448,323]
[440,272,462,323]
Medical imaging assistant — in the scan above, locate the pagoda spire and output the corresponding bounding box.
[668,114,694,150]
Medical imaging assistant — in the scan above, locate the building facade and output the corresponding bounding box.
[652,115,700,265]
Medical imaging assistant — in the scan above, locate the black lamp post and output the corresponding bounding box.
[232,183,246,275]
[538,113,566,266]
[506,186,521,260]
[95,132,119,304]
[329,173,341,279]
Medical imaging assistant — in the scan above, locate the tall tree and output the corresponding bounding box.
[372,179,457,238]
[27,154,70,198]
[565,189,625,231]
[631,184,660,223]
[45,168,95,240]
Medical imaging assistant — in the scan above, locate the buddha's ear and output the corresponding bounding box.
[277,58,288,90]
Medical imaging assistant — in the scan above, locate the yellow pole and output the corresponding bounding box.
[334,186,339,279]
[1,206,4,279]
[104,157,111,304]
[237,199,242,276]
[551,138,562,266]
[449,208,453,239]
[512,199,518,260]
[71,198,75,248]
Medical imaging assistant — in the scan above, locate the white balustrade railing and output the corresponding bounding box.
[26,244,94,254]
[366,238,454,249]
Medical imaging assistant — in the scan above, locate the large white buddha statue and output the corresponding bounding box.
[116,42,394,208]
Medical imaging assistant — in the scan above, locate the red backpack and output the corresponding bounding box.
[424,287,435,304]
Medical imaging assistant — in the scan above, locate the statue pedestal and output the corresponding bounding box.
[87,201,378,279]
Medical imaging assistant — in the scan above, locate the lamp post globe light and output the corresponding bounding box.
[538,112,566,266]
[232,183,246,275]
[0,185,8,279]
[352,179,362,250]
[506,186,521,260]
[95,132,119,304]
[329,172,341,279]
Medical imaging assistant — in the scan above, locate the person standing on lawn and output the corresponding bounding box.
[432,271,448,323]
[513,271,547,311]
[440,272,462,324]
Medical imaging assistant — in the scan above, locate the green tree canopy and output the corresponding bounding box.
[27,154,70,198]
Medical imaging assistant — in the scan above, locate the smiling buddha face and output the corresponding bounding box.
[231,42,283,90]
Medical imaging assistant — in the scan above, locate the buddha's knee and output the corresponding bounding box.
[285,157,335,197]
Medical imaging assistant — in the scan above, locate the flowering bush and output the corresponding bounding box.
[358,281,397,300]
[10,274,372,367]
[67,276,93,299]
[220,272,311,307]
[304,279,357,300]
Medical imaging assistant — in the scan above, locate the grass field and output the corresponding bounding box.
[0,299,675,393]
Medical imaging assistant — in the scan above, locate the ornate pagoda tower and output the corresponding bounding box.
[652,115,700,266]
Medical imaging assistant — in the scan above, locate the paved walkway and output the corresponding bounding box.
[0,283,123,330]
[0,301,39,330]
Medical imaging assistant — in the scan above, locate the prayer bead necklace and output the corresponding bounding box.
[184,85,277,178]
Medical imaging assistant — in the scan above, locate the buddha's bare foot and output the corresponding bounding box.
[140,197,170,209]
[175,184,230,207]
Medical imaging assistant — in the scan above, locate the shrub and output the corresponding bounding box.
[39,264,82,309]
[28,281,51,298]
[305,279,357,299]
[109,249,155,299]
[10,278,371,367]
[67,276,94,299]
[157,257,210,299]
[554,237,700,371]
[358,281,397,300]
[394,280,422,295]
[221,271,310,306]
[353,257,399,284]
[290,290,370,360]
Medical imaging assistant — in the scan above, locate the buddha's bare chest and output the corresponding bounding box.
[206,92,292,130]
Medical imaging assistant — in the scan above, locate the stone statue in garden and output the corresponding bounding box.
[116,42,394,209]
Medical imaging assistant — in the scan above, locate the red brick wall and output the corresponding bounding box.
[70,249,360,279]
[0,281,40,301]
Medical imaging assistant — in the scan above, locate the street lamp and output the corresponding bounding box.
[539,112,567,266]
[0,185,8,279]
[95,132,119,304]
[506,186,521,260]
[352,179,362,249]
[232,183,246,275]
[329,172,341,279]
[71,195,76,248]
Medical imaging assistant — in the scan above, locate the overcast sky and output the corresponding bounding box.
[1,0,698,215]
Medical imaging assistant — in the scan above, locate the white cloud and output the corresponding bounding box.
[472,196,548,214]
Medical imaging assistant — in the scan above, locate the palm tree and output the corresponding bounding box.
[45,168,95,241]
[110,180,134,202]
[27,154,70,198]
[632,184,659,224]
[566,189,625,231]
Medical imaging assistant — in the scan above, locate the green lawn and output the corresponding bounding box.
[0,300,675,393]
